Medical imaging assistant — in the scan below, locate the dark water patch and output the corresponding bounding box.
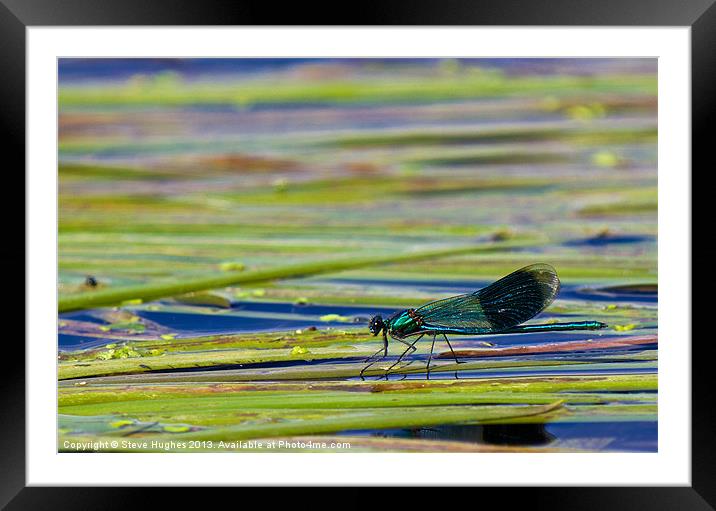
[59,333,116,351]
[59,311,108,325]
[482,423,556,445]
[562,234,655,247]
[338,421,656,452]
[344,423,555,446]
[582,283,658,303]
[599,283,657,294]
[132,309,352,336]
[571,287,657,304]
[546,421,657,452]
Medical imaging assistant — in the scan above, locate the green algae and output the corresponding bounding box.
[58,239,535,312]
[58,71,656,108]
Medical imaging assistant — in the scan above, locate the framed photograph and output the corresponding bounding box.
[8,0,706,505]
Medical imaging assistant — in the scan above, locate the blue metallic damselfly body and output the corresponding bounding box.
[362,263,607,379]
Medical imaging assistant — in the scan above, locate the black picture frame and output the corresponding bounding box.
[5,0,705,507]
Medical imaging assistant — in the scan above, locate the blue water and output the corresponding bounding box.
[134,309,350,335]
[562,234,655,248]
[58,334,115,350]
[58,293,654,351]
[58,58,657,83]
[340,421,656,452]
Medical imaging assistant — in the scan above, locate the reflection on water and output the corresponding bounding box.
[342,421,656,452]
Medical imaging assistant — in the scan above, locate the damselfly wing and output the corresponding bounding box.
[413,262,561,335]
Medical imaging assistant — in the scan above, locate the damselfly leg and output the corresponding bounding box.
[442,334,462,365]
[395,337,420,378]
[383,333,463,380]
[426,335,436,380]
[359,334,388,380]
[385,334,424,375]
[442,334,463,379]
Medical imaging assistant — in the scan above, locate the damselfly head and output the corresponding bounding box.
[369,315,385,336]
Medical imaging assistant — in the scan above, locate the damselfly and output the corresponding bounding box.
[363,263,606,379]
